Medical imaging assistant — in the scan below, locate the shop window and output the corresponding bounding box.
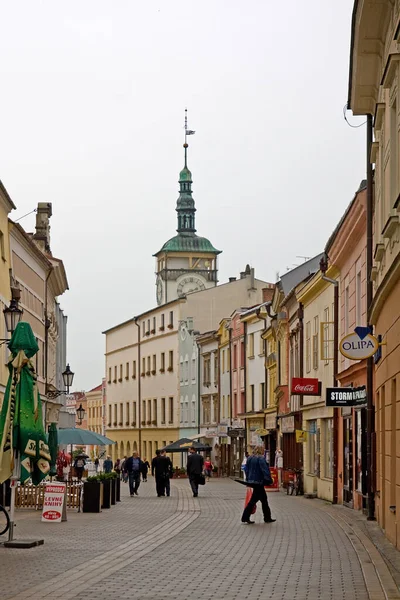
[324,418,333,479]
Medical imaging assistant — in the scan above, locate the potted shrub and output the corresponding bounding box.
[110,473,117,505]
[100,473,111,509]
[83,476,102,513]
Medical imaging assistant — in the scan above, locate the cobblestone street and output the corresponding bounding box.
[0,478,398,600]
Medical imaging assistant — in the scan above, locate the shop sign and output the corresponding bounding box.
[219,418,231,426]
[42,482,66,523]
[339,328,379,360]
[217,424,228,436]
[204,428,218,437]
[326,386,367,407]
[255,428,268,437]
[228,427,245,438]
[295,430,308,443]
[281,416,295,433]
[291,377,320,396]
[264,414,276,430]
[265,467,279,491]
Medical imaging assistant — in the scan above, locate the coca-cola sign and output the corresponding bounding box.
[291,377,320,396]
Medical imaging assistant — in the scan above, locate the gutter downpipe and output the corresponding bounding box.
[134,318,142,456]
[366,114,375,521]
[229,326,233,475]
[321,272,339,505]
[197,337,201,435]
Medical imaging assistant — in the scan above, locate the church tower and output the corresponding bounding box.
[154,115,221,306]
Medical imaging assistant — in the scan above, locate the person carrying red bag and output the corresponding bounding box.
[241,447,276,525]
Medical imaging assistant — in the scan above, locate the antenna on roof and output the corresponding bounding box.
[296,255,311,262]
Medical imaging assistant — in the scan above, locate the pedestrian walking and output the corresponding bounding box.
[103,455,113,474]
[121,455,128,483]
[141,458,150,482]
[94,457,99,474]
[275,449,283,487]
[124,451,143,496]
[161,450,173,496]
[152,450,169,496]
[187,447,204,497]
[114,458,122,478]
[241,447,276,525]
[73,456,86,481]
[204,456,213,481]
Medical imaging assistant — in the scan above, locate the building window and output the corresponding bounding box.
[133,402,137,425]
[114,366,117,383]
[125,362,129,379]
[108,367,112,383]
[152,316,156,333]
[147,319,150,334]
[168,350,174,372]
[250,384,255,412]
[142,400,146,424]
[108,404,112,426]
[356,270,362,326]
[119,403,123,425]
[119,365,123,381]
[126,402,130,426]
[161,398,166,424]
[214,353,218,385]
[180,356,184,383]
[169,311,174,329]
[168,397,174,423]
[142,357,146,376]
[305,322,311,373]
[161,314,165,330]
[113,404,117,425]
[203,354,211,385]
[355,410,363,492]
[0,230,5,260]
[321,307,333,364]
[191,354,196,383]
[180,397,183,423]
[240,341,245,366]
[313,316,319,370]
[248,333,254,358]
[260,382,265,409]
[132,360,137,379]
[233,344,237,370]
[152,355,156,374]
[161,352,165,372]
[344,287,349,334]
[153,398,157,424]
[147,399,152,424]
[142,322,146,337]
[308,420,318,475]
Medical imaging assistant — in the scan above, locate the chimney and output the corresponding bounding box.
[262,286,274,302]
[240,272,245,279]
[33,203,52,253]
[229,277,236,283]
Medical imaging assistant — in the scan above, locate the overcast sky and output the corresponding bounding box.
[0,1,365,391]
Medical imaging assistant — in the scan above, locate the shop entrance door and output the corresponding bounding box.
[343,416,353,506]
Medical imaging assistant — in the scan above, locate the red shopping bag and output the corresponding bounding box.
[244,487,256,514]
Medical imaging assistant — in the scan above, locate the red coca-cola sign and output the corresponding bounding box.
[291,377,320,396]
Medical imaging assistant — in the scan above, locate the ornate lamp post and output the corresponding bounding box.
[76,403,85,425]
[46,364,75,399]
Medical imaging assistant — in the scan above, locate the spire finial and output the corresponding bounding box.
[183,108,195,168]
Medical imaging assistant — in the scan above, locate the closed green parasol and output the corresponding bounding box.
[48,423,58,478]
[0,321,51,485]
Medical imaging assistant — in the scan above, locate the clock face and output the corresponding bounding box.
[156,278,163,305]
[177,276,206,298]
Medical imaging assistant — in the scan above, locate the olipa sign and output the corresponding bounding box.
[339,328,379,360]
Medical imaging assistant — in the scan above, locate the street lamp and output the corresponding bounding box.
[62,364,74,393]
[76,403,85,425]
[46,364,75,399]
[1,286,23,341]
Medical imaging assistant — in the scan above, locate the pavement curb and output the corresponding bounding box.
[313,499,400,600]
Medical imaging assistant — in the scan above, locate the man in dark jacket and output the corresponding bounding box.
[124,452,143,497]
[186,447,204,497]
[152,450,172,497]
[241,448,276,524]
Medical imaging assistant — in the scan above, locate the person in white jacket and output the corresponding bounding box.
[241,452,249,480]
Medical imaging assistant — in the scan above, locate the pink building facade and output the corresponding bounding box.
[326,182,368,510]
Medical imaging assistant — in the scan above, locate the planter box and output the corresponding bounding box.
[111,478,116,505]
[116,477,121,502]
[82,481,101,513]
[101,479,111,509]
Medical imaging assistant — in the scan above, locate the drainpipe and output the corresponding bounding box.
[256,307,269,410]
[243,322,248,453]
[229,326,233,475]
[197,337,201,435]
[366,114,375,521]
[320,267,339,505]
[134,318,142,456]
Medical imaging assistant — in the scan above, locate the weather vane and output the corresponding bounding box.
[184,108,195,146]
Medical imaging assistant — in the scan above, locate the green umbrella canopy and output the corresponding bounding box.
[58,428,116,446]
[8,321,39,358]
[0,321,50,485]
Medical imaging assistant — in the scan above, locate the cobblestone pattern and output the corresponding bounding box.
[71,480,367,600]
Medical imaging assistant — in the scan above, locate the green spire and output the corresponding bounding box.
[176,142,196,234]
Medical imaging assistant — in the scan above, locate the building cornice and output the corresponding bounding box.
[296,266,339,306]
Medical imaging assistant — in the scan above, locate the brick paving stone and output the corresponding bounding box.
[0,478,390,600]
